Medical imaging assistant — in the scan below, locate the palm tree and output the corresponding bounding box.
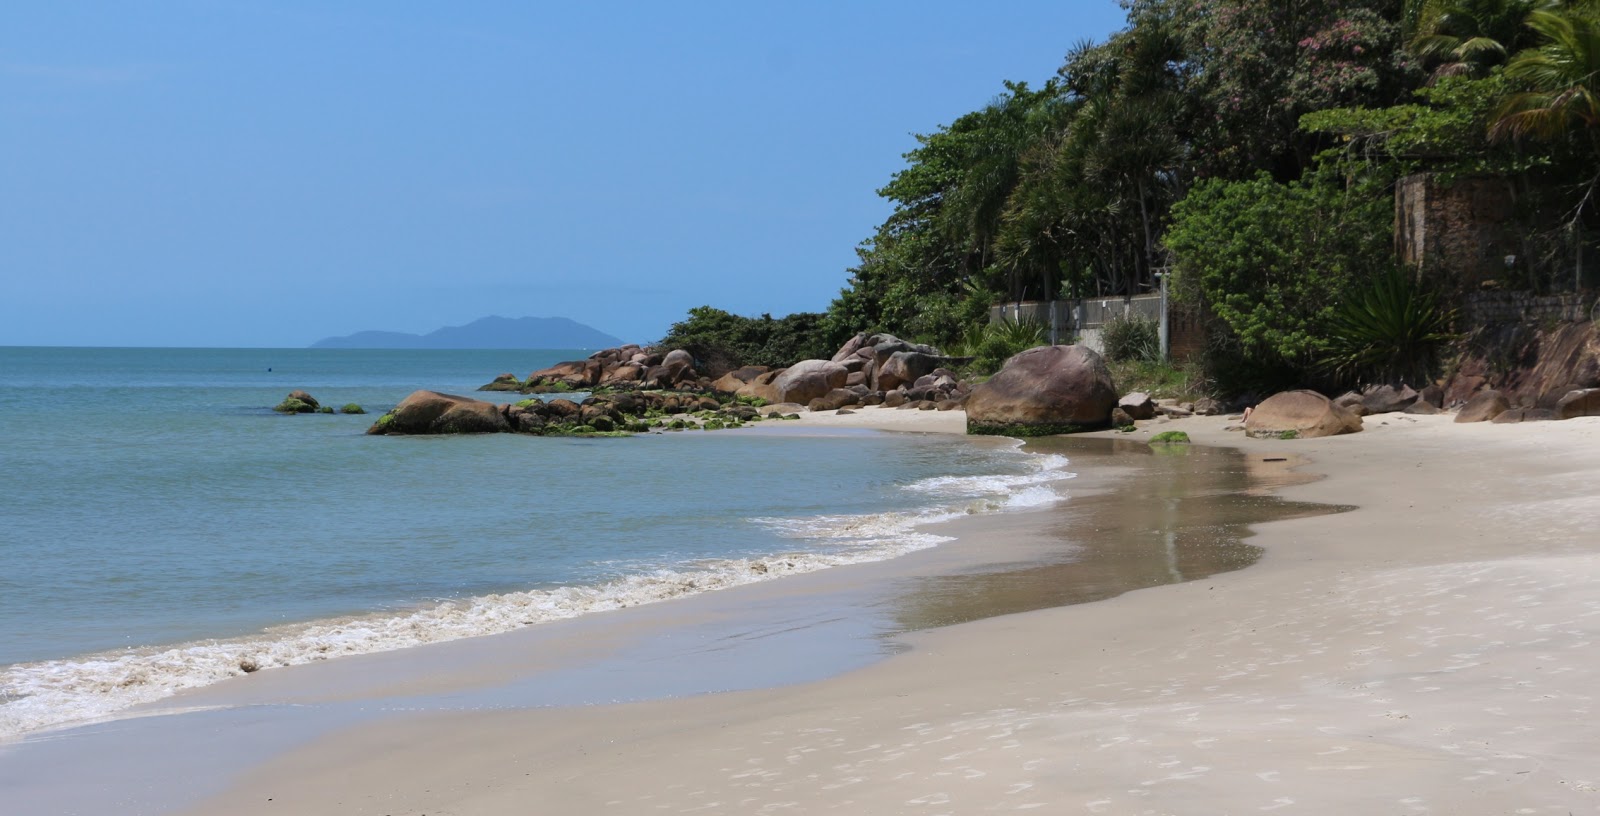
[1408,0,1554,78]
[1490,4,1600,146]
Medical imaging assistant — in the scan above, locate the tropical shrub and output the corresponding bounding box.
[1101,316,1160,363]
[1318,269,1457,385]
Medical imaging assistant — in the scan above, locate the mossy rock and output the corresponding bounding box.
[704,420,726,431]
[1149,431,1191,445]
[340,403,366,414]
[317,405,335,414]
[273,398,314,414]
[1277,430,1299,440]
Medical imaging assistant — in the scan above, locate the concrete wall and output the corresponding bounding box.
[1461,290,1595,327]
[988,294,1205,358]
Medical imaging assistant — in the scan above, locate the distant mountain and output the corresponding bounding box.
[311,316,624,350]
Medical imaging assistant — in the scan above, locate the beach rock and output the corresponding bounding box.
[1555,388,1600,419]
[273,391,318,413]
[1193,398,1224,416]
[937,399,963,411]
[1455,390,1510,423]
[1244,390,1362,439]
[763,403,806,416]
[1361,384,1419,415]
[1492,407,1557,424]
[1111,406,1136,428]
[877,351,943,392]
[845,371,868,388]
[831,333,870,363]
[369,390,510,435]
[882,390,908,408]
[599,364,644,386]
[542,398,582,420]
[966,345,1117,436]
[1118,392,1156,421]
[1418,384,1445,409]
[1159,404,1193,419]
[479,373,523,392]
[1404,400,1441,415]
[772,360,849,405]
[528,360,598,390]
[735,370,785,404]
[1333,392,1369,417]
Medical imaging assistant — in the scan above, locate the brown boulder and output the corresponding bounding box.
[772,360,849,405]
[1555,388,1600,419]
[478,373,522,392]
[288,390,320,410]
[1455,390,1510,423]
[1244,391,1362,439]
[965,345,1118,435]
[528,360,599,389]
[369,390,510,435]
[877,351,943,392]
[1111,406,1136,427]
[1492,408,1557,424]
[1118,392,1155,420]
[1361,384,1419,414]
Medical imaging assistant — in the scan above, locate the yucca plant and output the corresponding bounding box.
[1319,270,1458,385]
[967,317,1049,374]
[1101,315,1160,363]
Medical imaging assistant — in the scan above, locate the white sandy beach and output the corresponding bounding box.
[176,407,1600,815]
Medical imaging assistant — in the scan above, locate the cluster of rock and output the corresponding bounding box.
[1451,386,1599,424]
[367,389,769,436]
[272,391,365,415]
[482,345,714,393]
[718,334,971,412]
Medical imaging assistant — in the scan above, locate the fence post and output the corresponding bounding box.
[1156,270,1170,362]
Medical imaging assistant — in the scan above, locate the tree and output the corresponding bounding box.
[1407,0,1552,78]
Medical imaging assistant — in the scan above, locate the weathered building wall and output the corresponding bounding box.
[1460,290,1593,327]
[988,294,1205,359]
[1396,173,1518,286]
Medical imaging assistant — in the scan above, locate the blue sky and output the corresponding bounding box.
[2,2,1126,347]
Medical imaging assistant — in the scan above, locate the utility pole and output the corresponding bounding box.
[1155,269,1170,362]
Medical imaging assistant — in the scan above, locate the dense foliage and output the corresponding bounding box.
[656,307,834,375]
[662,0,1600,389]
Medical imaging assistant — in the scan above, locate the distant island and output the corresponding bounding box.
[310,316,624,350]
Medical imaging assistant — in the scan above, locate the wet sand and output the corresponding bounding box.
[171,411,1600,815]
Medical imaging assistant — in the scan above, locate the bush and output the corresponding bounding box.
[1318,269,1456,386]
[656,306,834,374]
[955,317,1048,375]
[1102,316,1159,363]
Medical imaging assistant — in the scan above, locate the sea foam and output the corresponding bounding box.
[0,443,1074,739]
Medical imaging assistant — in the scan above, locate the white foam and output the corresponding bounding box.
[0,447,1075,740]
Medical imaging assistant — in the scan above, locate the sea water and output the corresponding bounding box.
[0,347,1073,737]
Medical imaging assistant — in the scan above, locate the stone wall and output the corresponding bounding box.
[1461,290,1595,328]
[1396,173,1518,286]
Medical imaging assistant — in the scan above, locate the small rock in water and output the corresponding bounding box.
[239,658,260,673]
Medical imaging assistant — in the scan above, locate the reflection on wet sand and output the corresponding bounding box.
[889,436,1349,633]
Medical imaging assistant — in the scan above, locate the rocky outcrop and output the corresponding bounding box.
[1361,384,1419,414]
[369,391,511,435]
[1556,388,1600,419]
[479,373,523,392]
[1491,407,1557,424]
[1245,391,1362,439]
[273,390,321,413]
[966,345,1118,436]
[1444,321,1600,408]
[1455,390,1510,423]
[772,360,849,405]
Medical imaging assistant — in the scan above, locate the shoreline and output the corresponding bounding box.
[178,409,1600,814]
[0,409,1007,741]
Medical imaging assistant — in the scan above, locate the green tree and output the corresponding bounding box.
[1407,0,1552,78]
[1164,169,1394,367]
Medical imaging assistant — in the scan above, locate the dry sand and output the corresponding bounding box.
[182,408,1600,815]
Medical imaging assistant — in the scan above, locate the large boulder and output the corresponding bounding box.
[528,360,599,389]
[1245,391,1362,439]
[772,360,849,405]
[1361,384,1419,415]
[1556,388,1600,419]
[965,345,1118,436]
[274,390,320,413]
[662,349,695,376]
[1455,390,1510,423]
[479,373,523,392]
[369,390,510,435]
[735,369,786,404]
[877,351,943,392]
[1492,407,1557,424]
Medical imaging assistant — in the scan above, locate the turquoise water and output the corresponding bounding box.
[0,347,1071,736]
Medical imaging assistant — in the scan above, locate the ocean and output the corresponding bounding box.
[0,347,1073,738]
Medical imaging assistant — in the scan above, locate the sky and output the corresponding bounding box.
[1,2,1127,347]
